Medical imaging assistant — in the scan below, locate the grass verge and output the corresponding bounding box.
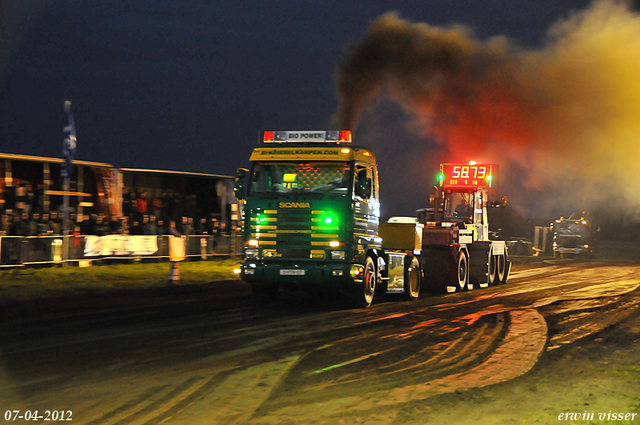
[0,259,240,303]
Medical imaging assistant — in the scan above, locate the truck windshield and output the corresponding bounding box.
[248,162,352,197]
[444,192,474,222]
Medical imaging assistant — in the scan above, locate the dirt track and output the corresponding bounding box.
[2,260,640,424]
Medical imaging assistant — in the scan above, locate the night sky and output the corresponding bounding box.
[1,1,627,218]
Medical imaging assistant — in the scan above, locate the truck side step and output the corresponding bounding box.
[446,286,457,293]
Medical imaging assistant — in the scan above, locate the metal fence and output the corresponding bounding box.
[0,233,242,268]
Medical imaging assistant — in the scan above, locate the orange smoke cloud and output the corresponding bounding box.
[336,13,538,156]
[335,0,640,216]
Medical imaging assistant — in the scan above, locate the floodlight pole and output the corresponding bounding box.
[62,100,76,267]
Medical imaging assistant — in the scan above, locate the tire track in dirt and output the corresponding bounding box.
[245,309,547,424]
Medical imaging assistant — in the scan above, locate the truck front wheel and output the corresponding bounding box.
[356,257,376,308]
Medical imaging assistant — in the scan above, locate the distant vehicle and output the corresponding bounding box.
[552,212,599,258]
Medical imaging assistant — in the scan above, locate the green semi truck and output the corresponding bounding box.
[234,131,509,307]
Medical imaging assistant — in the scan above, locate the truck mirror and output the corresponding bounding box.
[429,194,436,206]
[234,168,248,200]
[355,176,371,199]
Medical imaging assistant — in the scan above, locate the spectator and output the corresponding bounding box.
[139,214,151,235]
[26,212,38,236]
[80,214,93,235]
[49,211,62,235]
[209,217,220,236]
[129,218,141,235]
[26,183,35,210]
[94,213,108,236]
[65,212,78,236]
[169,192,182,223]
[34,184,45,213]
[12,212,30,236]
[151,192,163,220]
[3,186,15,211]
[176,216,190,236]
[167,219,181,237]
[38,212,52,236]
[122,188,132,220]
[0,212,11,236]
[72,223,82,248]
[15,182,28,212]
[109,215,123,234]
[129,191,138,221]
[148,214,159,235]
[136,191,148,220]
[159,191,171,223]
[121,215,130,235]
[9,213,20,236]
[186,194,197,221]
[196,218,207,235]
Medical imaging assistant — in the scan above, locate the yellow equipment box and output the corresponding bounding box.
[379,221,423,251]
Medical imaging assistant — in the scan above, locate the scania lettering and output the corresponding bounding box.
[279,202,311,208]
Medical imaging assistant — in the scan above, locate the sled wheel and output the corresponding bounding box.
[403,256,421,300]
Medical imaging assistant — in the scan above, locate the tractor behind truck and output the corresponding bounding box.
[234,131,510,307]
[416,163,511,293]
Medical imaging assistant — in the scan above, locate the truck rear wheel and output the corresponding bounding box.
[356,257,376,308]
[488,250,498,286]
[496,254,506,283]
[403,256,421,300]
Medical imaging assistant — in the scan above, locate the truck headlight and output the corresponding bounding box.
[245,248,259,259]
[331,250,345,260]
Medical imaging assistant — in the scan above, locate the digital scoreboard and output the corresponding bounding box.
[440,163,493,189]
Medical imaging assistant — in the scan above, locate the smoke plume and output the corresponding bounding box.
[335,0,640,219]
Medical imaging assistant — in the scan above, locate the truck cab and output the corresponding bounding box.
[234,131,387,306]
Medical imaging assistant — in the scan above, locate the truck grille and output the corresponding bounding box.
[249,208,341,259]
